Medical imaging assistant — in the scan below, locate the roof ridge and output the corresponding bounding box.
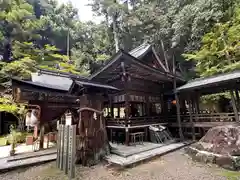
[129,42,151,54]
[37,68,89,80]
[187,70,240,83]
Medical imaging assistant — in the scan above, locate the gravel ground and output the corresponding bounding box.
[0,150,236,180]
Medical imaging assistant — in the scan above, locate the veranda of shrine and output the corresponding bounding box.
[10,43,240,164]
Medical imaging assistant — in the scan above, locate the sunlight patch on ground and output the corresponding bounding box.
[221,170,240,180]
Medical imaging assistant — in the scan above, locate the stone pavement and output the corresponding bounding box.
[0,148,57,172]
[0,142,55,159]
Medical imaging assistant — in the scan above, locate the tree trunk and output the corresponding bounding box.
[112,13,119,52]
[76,94,110,166]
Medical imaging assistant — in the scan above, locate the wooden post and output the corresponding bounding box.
[188,99,195,141]
[172,51,184,141]
[195,95,200,114]
[125,93,130,145]
[235,89,240,110]
[146,95,150,116]
[175,93,184,140]
[194,97,199,123]
[230,90,239,122]
[109,95,114,118]
[121,61,130,145]
[39,123,45,149]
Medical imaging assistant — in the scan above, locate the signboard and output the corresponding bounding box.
[56,124,76,179]
[65,113,72,125]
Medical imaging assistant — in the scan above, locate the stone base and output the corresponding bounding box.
[185,146,240,171]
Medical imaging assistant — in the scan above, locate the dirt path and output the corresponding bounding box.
[0,150,232,180]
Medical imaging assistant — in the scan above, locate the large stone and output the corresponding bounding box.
[199,125,240,156]
[216,156,235,170]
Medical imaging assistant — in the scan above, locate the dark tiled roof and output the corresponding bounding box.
[176,71,240,92]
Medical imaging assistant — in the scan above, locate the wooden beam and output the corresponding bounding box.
[230,90,239,123]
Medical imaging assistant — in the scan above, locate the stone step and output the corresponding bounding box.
[105,141,193,167]
[7,148,57,162]
[0,153,56,173]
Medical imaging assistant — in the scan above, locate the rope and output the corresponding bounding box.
[79,107,104,114]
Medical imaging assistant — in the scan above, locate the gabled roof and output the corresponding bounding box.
[129,43,168,72]
[176,71,240,92]
[90,50,179,82]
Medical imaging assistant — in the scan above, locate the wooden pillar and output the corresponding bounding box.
[125,93,130,145]
[235,90,240,110]
[230,90,239,122]
[175,92,184,140]
[193,97,199,123]
[146,95,150,116]
[110,95,114,117]
[188,99,195,141]
[195,94,200,114]
[117,104,120,117]
[39,123,45,149]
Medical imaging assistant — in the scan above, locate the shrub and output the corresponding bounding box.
[5,131,32,144]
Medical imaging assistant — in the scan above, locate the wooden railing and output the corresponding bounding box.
[106,113,237,127]
[168,113,237,123]
[106,116,165,126]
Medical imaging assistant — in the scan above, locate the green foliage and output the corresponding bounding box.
[0,131,32,146]
[222,170,240,180]
[200,93,230,105]
[0,96,26,115]
[9,124,17,145]
[184,6,240,77]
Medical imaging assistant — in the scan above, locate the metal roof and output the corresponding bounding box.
[129,43,152,58]
[75,80,119,90]
[176,71,240,92]
[12,78,69,92]
[31,73,73,91]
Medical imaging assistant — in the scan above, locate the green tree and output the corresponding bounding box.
[184,7,240,77]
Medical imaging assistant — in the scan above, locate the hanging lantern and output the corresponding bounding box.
[29,109,38,127]
[25,112,31,127]
[172,100,177,105]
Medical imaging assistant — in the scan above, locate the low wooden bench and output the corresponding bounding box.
[130,132,144,145]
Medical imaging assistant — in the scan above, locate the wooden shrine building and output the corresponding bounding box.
[175,71,240,140]
[11,43,185,147]
[89,43,184,144]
